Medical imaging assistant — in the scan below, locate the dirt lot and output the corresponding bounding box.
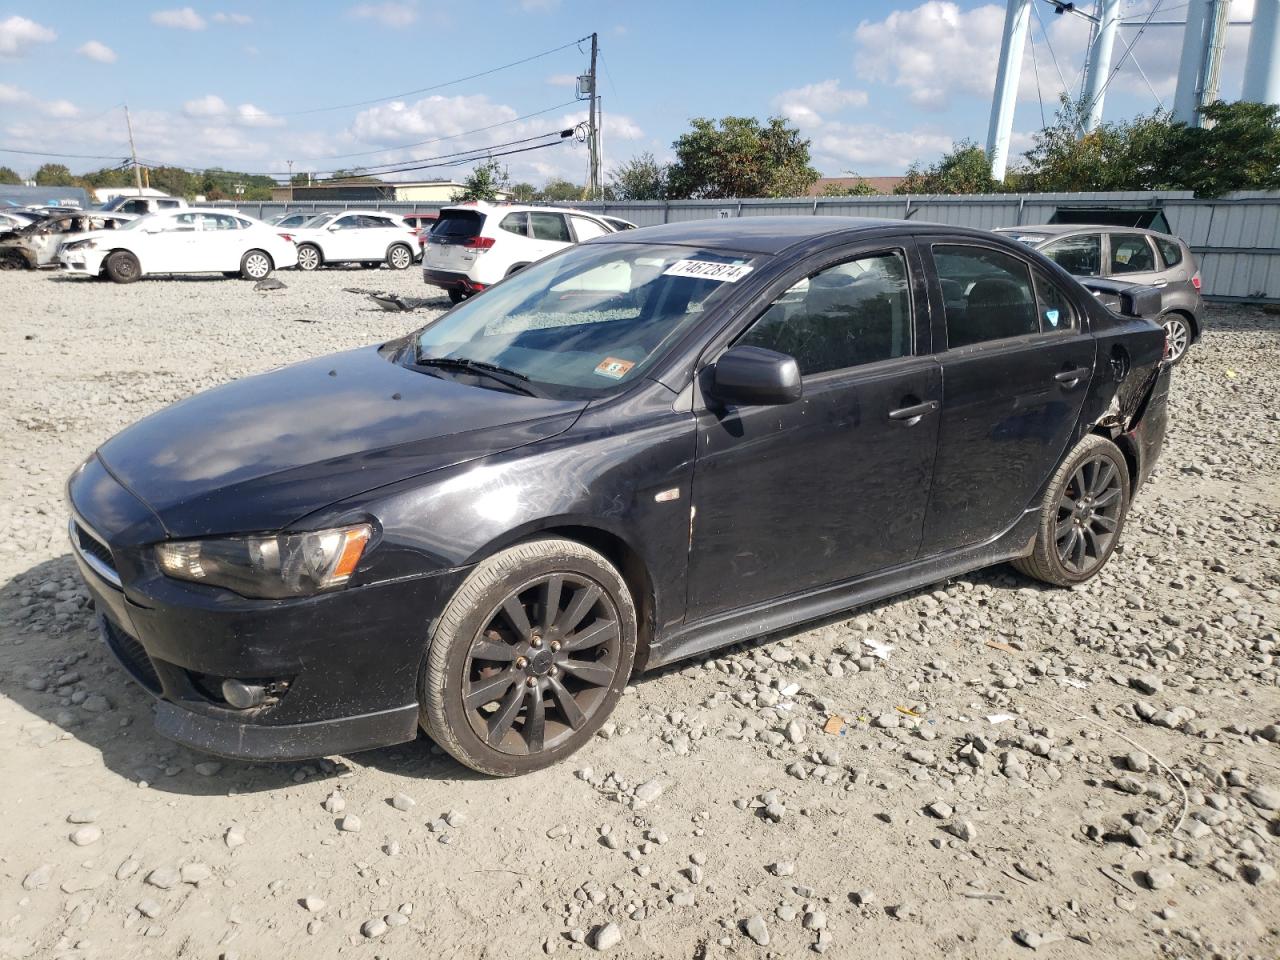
[0,267,1277,960]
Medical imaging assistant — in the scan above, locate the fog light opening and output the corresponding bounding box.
[221,679,267,710]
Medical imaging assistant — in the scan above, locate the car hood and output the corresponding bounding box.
[97,345,586,538]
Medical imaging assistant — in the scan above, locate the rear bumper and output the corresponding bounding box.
[422,268,486,293]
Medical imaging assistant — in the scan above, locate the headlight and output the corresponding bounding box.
[63,239,97,251]
[154,524,371,599]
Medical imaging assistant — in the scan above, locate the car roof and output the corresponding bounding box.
[994,223,1180,240]
[440,201,611,219]
[598,215,964,255]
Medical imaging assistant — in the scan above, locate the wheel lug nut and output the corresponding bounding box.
[550,665,558,676]
[515,656,528,669]
[549,640,561,652]
[531,637,543,648]
[525,677,538,688]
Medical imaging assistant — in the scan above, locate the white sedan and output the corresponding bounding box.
[288,210,417,271]
[58,208,299,283]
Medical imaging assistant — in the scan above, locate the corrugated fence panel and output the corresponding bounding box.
[212,190,1280,300]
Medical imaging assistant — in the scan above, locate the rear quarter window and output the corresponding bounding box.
[434,210,485,238]
[1155,237,1183,268]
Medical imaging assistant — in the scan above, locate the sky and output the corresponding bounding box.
[0,0,1262,186]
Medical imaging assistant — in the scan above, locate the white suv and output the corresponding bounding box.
[290,210,418,271]
[422,202,625,303]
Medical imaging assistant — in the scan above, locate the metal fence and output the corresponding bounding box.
[212,191,1280,301]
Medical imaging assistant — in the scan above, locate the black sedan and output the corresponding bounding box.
[67,217,1172,775]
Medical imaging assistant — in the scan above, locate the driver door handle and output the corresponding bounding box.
[888,400,939,421]
[1054,366,1092,387]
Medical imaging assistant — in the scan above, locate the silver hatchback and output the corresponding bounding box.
[995,224,1203,362]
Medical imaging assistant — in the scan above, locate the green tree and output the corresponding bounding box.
[895,140,998,195]
[0,165,22,185]
[33,163,76,186]
[822,173,881,197]
[509,181,537,202]
[1175,101,1280,196]
[452,158,510,202]
[607,152,667,200]
[539,177,583,202]
[666,116,819,199]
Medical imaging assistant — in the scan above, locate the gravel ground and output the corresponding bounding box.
[0,267,1277,960]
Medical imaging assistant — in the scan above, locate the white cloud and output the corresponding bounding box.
[0,82,31,104]
[811,121,956,174]
[545,73,578,88]
[0,15,56,58]
[212,12,253,24]
[151,7,207,30]
[45,99,80,119]
[236,103,284,127]
[77,40,118,63]
[773,80,869,126]
[183,94,229,117]
[347,2,418,27]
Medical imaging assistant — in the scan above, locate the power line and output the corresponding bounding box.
[251,36,591,118]
[0,146,131,160]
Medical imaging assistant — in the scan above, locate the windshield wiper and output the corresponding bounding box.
[412,350,538,396]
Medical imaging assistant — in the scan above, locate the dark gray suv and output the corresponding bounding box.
[995,224,1203,362]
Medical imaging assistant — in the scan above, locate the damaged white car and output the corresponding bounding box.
[0,211,136,270]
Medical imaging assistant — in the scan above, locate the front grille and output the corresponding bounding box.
[102,618,162,694]
[71,519,120,587]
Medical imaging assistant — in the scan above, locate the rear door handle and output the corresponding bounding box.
[1054,366,1092,387]
[888,400,939,422]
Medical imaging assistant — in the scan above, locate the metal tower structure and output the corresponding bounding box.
[985,0,1032,182]
[1243,0,1280,104]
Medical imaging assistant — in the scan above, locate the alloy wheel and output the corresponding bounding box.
[245,253,270,279]
[389,245,411,269]
[463,573,621,756]
[297,246,319,271]
[1162,316,1190,362]
[1055,455,1123,575]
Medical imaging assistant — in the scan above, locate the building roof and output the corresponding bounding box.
[807,176,906,196]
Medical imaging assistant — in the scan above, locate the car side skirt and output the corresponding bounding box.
[648,507,1040,670]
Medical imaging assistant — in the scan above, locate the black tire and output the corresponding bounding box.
[1013,434,1130,587]
[387,243,413,271]
[296,244,322,271]
[105,250,141,284]
[1160,312,1193,364]
[420,538,637,776]
[447,288,466,304]
[240,249,272,280]
[0,250,29,270]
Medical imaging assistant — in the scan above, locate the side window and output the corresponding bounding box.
[158,199,180,209]
[333,216,358,230]
[1154,236,1183,267]
[570,216,609,241]
[164,213,196,232]
[530,212,571,243]
[1041,234,1100,277]
[737,251,912,376]
[1109,234,1157,273]
[499,212,528,236]
[122,199,147,215]
[1031,267,1078,332]
[933,245,1038,348]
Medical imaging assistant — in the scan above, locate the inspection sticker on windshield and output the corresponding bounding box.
[594,357,636,380]
[663,259,753,283]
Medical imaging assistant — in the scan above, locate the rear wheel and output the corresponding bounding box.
[105,250,141,284]
[447,288,466,304]
[420,538,637,776]
[240,249,272,280]
[296,244,321,271]
[1013,434,1130,586]
[1160,313,1192,363]
[0,250,27,270]
[387,243,413,270]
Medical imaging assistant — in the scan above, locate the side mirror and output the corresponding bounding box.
[327,224,341,232]
[709,345,802,407]
[143,224,163,234]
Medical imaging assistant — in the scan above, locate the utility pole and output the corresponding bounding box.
[124,104,143,195]
[287,160,294,202]
[587,31,600,199]
[1080,0,1122,132]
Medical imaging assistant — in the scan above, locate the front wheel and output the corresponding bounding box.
[420,538,637,776]
[1012,433,1130,587]
[105,250,141,284]
[240,249,272,280]
[1160,313,1192,364]
[296,244,321,271]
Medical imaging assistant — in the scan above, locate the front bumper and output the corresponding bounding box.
[59,249,106,274]
[70,515,468,761]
